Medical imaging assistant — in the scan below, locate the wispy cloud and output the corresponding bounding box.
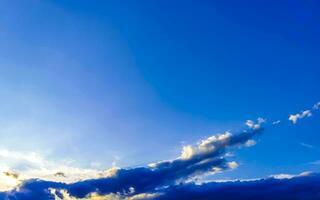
[313,102,320,110]
[272,120,281,125]
[300,143,315,149]
[310,160,320,165]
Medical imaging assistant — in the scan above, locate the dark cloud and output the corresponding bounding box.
[4,180,65,200]
[3,171,19,180]
[54,172,66,178]
[157,173,320,200]
[2,173,320,199]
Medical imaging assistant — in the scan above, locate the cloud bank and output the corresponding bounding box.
[2,172,320,199]
[0,119,265,200]
[0,101,319,199]
[156,172,320,200]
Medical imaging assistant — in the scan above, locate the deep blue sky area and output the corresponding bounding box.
[0,0,319,179]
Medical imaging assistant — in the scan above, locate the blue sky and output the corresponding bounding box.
[0,0,320,193]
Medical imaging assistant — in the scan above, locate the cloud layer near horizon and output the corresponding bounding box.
[2,172,320,200]
[0,101,319,200]
[156,172,320,200]
[0,119,265,200]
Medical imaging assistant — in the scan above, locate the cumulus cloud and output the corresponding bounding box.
[63,126,261,199]
[0,119,264,200]
[245,117,265,130]
[244,139,256,147]
[288,110,312,124]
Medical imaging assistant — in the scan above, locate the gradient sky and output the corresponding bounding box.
[0,0,319,185]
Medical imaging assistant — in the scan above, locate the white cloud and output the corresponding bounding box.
[227,161,239,169]
[180,131,233,160]
[199,132,232,152]
[180,145,197,160]
[313,102,320,110]
[246,117,265,130]
[270,173,295,179]
[245,140,256,147]
[288,110,312,124]
[270,171,313,179]
[0,148,111,191]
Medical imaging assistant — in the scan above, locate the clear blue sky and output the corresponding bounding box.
[0,0,319,180]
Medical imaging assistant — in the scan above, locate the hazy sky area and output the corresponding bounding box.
[0,1,319,196]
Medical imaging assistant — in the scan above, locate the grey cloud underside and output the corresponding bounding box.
[157,173,320,200]
[3,173,320,200]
